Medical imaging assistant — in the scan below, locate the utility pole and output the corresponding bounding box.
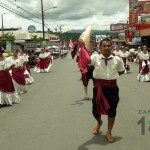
[41,0,45,40]
[57,25,64,42]
[1,14,4,37]
[41,0,57,41]
[57,25,64,33]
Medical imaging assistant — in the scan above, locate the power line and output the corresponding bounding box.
[0,4,42,24]
[6,0,40,19]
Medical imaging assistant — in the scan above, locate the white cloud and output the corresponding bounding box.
[0,0,129,32]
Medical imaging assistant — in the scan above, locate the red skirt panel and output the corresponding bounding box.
[0,70,15,93]
[36,57,51,70]
[139,60,149,74]
[12,68,26,85]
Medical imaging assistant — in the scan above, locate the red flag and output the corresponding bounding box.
[78,45,90,74]
[69,39,74,48]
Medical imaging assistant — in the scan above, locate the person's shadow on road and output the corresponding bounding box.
[77,134,123,150]
[71,98,92,106]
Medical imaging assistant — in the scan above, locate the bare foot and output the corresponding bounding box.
[92,121,103,135]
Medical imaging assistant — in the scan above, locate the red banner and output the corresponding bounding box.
[137,1,150,14]
[129,0,138,30]
[136,23,150,30]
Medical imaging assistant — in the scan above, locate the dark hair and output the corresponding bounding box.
[20,49,26,53]
[100,38,113,47]
[0,47,4,55]
[141,44,148,51]
[142,44,147,48]
[13,49,19,53]
[123,46,129,50]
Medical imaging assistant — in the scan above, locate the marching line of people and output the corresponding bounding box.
[113,44,150,82]
[0,44,71,108]
[0,47,34,107]
[0,47,54,108]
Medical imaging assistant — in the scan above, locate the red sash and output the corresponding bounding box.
[95,79,117,115]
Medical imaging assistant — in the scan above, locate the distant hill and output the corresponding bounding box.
[67,29,110,35]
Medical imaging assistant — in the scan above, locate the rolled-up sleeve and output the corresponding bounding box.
[89,53,99,66]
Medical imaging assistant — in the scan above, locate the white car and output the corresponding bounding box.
[35,48,43,53]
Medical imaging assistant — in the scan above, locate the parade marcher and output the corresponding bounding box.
[78,39,95,100]
[33,49,53,73]
[112,45,121,57]
[63,47,68,58]
[119,46,131,73]
[137,45,150,82]
[80,38,125,142]
[10,49,27,95]
[28,50,36,68]
[0,47,20,106]
[19,49,34,85]
[60,48,64,59]
[72,26,96,99]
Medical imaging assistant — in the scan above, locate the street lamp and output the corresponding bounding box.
[57,25,64,42]
[40,0,57,40]
[43,6,57,12]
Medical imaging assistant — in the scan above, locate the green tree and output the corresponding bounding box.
[31,35,42,48]
[0,33,15,48]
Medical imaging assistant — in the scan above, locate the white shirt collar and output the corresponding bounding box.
[100,54,114,59]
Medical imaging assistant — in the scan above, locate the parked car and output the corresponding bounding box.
[45,45,60,59]
[35,48,43,53]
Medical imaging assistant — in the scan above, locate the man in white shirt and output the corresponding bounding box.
[88,38,125,143]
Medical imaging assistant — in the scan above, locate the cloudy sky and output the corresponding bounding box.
[1,0,133,32]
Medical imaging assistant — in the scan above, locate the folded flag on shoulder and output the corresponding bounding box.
[78,45,90,74]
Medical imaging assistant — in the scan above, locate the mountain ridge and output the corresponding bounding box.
[67,29,110,35]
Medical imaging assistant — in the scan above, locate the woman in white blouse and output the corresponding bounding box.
[33,49,53,73]
[0,47,20,106]
[10,49,27,95]
[19,49,34,84]
[137,45,150,82]
[119,47,131,73]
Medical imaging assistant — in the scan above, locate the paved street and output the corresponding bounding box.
[0,56,150,150]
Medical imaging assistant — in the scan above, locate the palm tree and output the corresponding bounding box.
[31,35,42,48]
